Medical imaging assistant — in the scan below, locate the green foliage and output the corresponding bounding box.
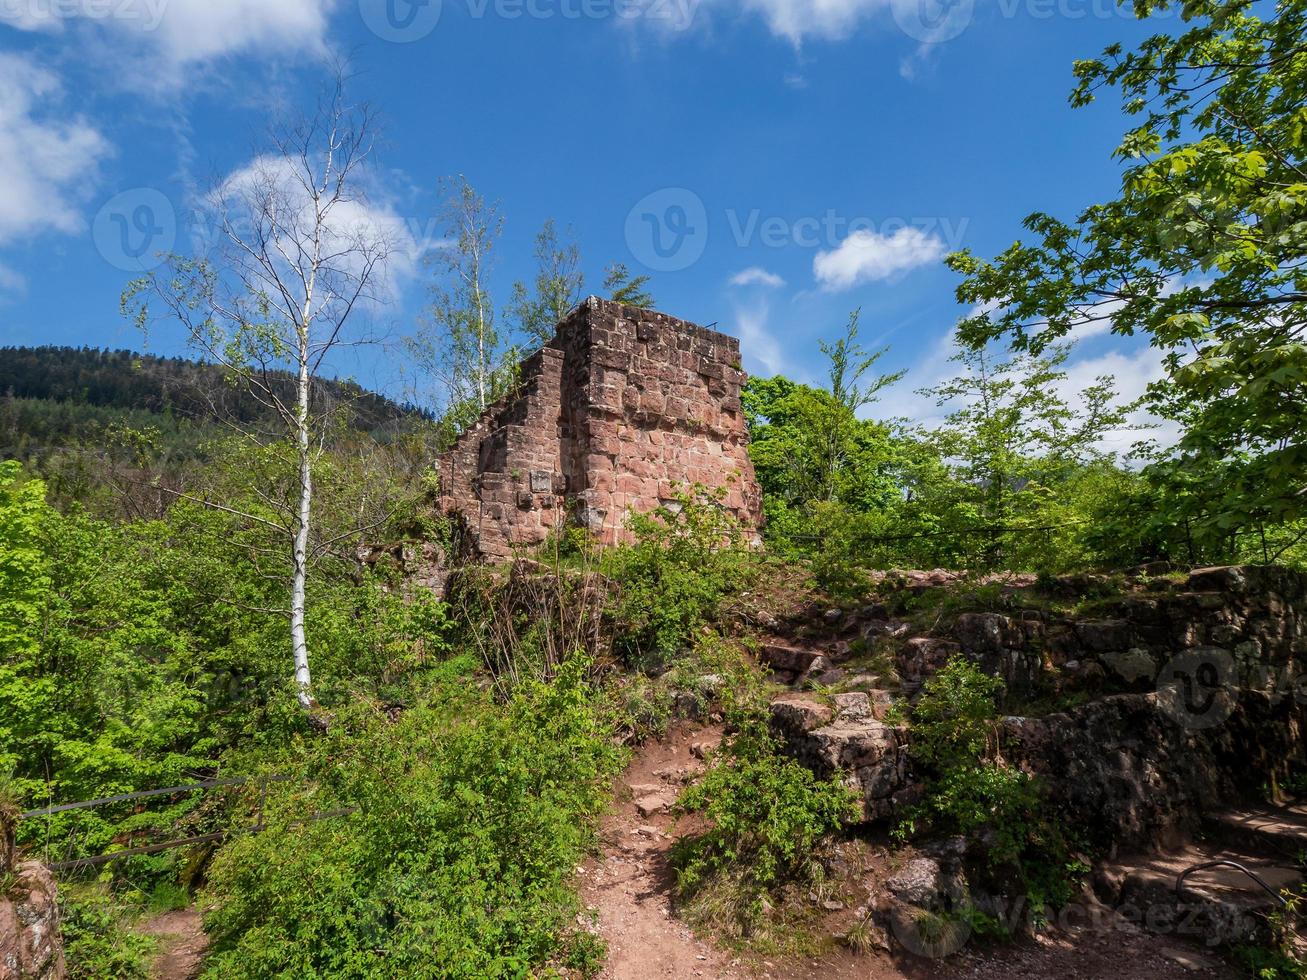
[746,316,1138,579]
[908,658,1005,770]
[61,886,156,980]
[0,345,415,440]
[200,654,624,979]
[917,764,1043,870]
[949,0,1307,566]
[901,658,1081,913]
[743,311,907,551]
[1235,946,1307,980]
[674,709,860,897]
[407,176,521,436]
[509,218,585,347]
[0,454,452,871]
[602,487,757,668]
[602,262,655,308]
[1234,889,1307,979]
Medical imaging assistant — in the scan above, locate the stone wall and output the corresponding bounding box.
[0,863,66,980]
[438,297,763,558]
[770,565,1307,849]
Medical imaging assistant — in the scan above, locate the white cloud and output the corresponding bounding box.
[1055,344,1177,452]
[0,261,26,297]
[721,0,889,44]
[870,325,955,427]
[141,0,336,66]
[0,53,109,246]
[729,266,786,288]
[207,153,430,306]
[870,320,1178,455]
[2,0,337,86]
[813,226,946,291]
[731,300,788,379]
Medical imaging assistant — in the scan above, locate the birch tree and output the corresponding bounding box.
[421,178,511,417]
[124,79,399,709]
[509,218,584,347]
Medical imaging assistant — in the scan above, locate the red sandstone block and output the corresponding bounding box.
[611,474,637,495]
[433,299,763,558]
[639,391,666,414]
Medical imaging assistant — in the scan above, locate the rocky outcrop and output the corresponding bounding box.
[1003,687,1307,850]
[0,863,66,980]
[772,565,1307,851]
[938,565,1305,699]
[858,565,1305,702]
[769,694,917,820]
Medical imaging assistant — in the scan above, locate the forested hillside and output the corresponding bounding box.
[0,346,431,517]
[0,346,420,450]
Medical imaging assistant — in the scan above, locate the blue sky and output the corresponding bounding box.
[0,0,1173,427]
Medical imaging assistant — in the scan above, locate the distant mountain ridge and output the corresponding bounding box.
[0,345,420,431]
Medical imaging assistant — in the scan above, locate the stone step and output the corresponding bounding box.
[1094,843,1301,946]
[1205,802,1307,857]
[760,642,823,675]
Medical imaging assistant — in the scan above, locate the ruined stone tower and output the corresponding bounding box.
[437,297,763,558]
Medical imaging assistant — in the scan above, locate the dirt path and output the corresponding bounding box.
[579,723,751,979]
[580,725,1241,980]
[138,906,208,980]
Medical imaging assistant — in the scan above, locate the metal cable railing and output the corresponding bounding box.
[15,775,354,872]
[1175,859,1292,909]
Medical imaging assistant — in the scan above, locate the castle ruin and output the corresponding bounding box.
[437,297,763,557]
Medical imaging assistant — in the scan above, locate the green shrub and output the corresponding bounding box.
[61,886,156,980]
[603,487,756,669]
[200,654,624,979]
[805,501,875,600]
[915,763,1042,869]
[901,657,1082,916]
[909,658,1006,770]
[674,716,859,895]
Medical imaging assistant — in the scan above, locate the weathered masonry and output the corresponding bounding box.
[437,297,764,558]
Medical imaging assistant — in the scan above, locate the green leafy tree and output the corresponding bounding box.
[410,177,523,441]
[123,79,396,707]
[201,655,622,979]
[743,311,907,546]
[0,462,52,791]
[948,0,1307,552]
[602,263,655,308]
[914,342,1133,567]
[509,219,584,347]
[813,309,906,504]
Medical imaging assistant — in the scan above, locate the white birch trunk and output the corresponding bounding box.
[291,334,314,709]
